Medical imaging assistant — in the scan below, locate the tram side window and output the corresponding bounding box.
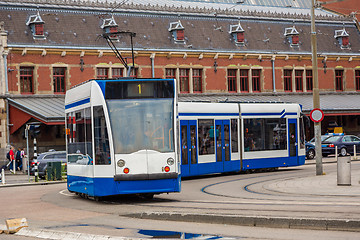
[93,106,111,165]
[299,117,305,149]
[66,108,93,165]
[85,108,93,158]
[198,119,215,155]
[231,119,239,153]
[244,118,287,152]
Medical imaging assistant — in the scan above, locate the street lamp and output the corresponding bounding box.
[311,0,323,175]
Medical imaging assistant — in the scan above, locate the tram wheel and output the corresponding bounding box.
[94,196,102,202]
[141,193,154,200]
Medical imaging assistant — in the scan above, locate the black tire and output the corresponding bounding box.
[340,148,347,157]
[141,193,154,200]
[307,149,315,160]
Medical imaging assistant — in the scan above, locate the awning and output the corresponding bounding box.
[179,92,360,115]
[8,96,65,134]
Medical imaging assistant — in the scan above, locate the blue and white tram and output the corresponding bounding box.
[65,78,181,198]
[178,102,306,177]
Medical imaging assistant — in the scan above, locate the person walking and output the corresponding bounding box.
[15,147,22,171]
[8,146,15,173]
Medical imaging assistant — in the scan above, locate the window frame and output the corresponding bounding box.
[355,70,360,91]
[192,69,202,93]
[35,23,44,36]
[237,32,244,43]
[240,69,249,92]
[53,67,66,94]
[252,69,261,92]
[165,68,176,80]
[97,67,109,79]
[306,69,313,91]
[284,69,292,92]
[227,69,237,92]
[335,69,344,91]
[177,30,184,41]
[20,66,34,94]
[179,68,190,93]
[295,69,303,92]
[112,68,123,78]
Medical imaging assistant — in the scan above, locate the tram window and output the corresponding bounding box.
[107,99,174,154]
[244,118,287,152]
[66,108,93,165]
[93,106,111,165]
[198,119,215,155]
[85,108,93,158]
[231,119,238,153]
[299,117,305,149]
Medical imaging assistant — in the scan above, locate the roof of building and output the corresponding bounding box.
[1,1,358,55]
[7,96,65,123]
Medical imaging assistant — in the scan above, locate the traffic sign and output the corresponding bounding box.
[310,108,324,122]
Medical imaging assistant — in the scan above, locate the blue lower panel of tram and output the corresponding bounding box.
[67,175,181,197]
[242,155,305,170]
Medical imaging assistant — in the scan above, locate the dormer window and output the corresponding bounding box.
[284,26,299,47]
[101,16,118,40]
[229,21,245,46]
[26,11,45,39]
[169,20,185,43]
[334,28,350,49]
[35,23,43,35]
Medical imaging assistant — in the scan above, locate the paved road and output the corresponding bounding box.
[1,159,360,239]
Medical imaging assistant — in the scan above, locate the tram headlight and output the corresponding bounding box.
[167,157,175,166]
[117,159,125,168]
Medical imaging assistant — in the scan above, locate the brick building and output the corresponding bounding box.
[0,0,360,160]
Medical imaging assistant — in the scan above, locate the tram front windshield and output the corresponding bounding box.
[105,80,175,154]
[107,98,174,154]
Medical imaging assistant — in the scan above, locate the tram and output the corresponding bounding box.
[178,102,306,177]
[65,78,180,198]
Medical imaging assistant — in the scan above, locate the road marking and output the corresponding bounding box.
[59,189,74,196]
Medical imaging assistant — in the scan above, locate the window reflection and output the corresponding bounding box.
[198,119,215,155]
[107,99,174,154]
[244,118,287,152]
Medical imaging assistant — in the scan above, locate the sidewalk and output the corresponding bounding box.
[0,170,65,187]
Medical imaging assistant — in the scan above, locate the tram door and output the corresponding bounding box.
[215,120,231,172]
[288,119,299,164]
[180,120,198,177]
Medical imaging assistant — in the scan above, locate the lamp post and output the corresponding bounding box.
[311,0,323,175]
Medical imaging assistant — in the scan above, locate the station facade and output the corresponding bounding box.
[0,0,360,159]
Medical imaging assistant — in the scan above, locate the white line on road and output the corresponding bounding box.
[59,189,74,197]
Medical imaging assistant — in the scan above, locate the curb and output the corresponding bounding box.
[124,212,360,232]
[14,227,129,240]
[0,180,65,188]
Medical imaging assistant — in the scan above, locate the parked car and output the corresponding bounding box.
[308,135,332,145]
[321,135,360,157]
[30,150,66,179]
[305,142,315,159]
[306,135,332,159]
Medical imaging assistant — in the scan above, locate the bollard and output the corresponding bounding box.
[354,145,357,160]
[34,138,38,182]
[337,156,351,186]
[1,168,5,184]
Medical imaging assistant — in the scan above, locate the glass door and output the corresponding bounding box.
[180,120,197,177]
